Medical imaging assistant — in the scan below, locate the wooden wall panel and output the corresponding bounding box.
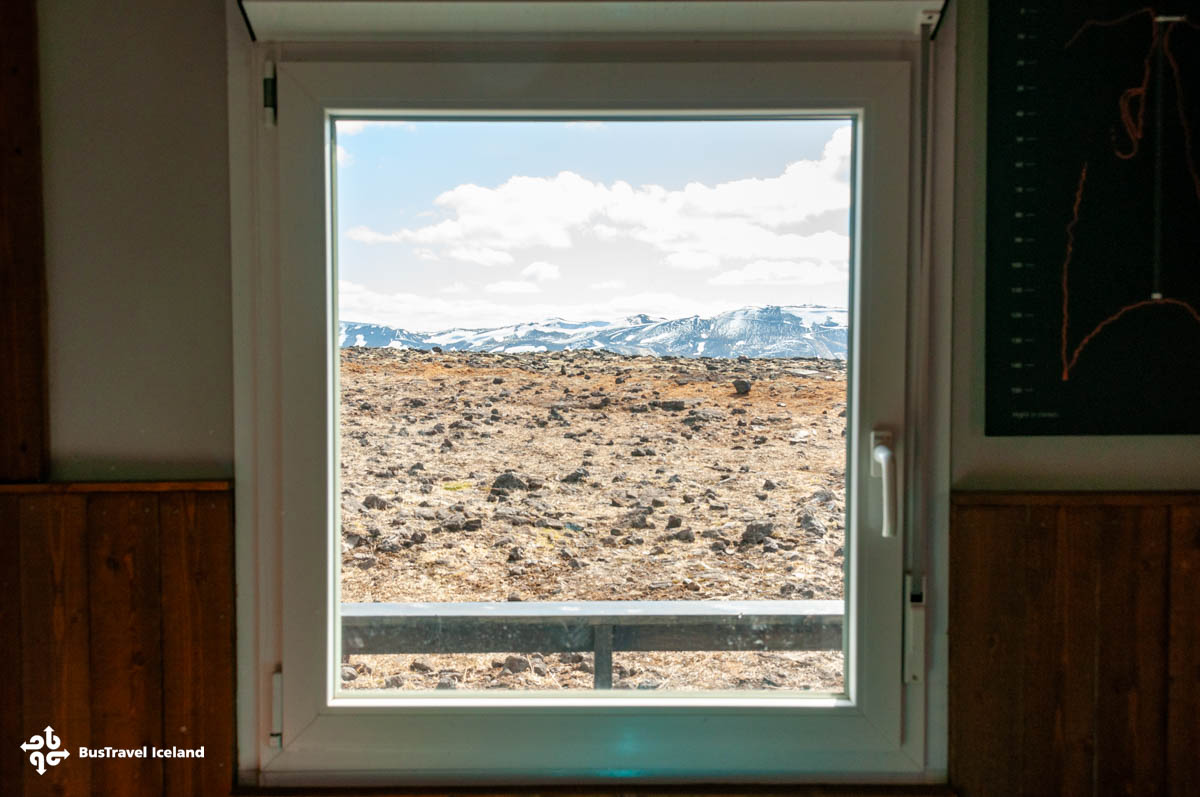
[1010,506,1063,792]
[159,491,236,796]
[2,484,234,796]
[1091,506,1168,794]
[0,496,25,796]
[289,791,954,797]
[1169,506,1200,797]
[950,494,1197,797]
[948,505,1040,794]
[0,0,47,482]
[87,494,164,797]
[19,494,91,797]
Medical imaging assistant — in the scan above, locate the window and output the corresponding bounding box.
[233,48,940,786]
[334,116,852,696]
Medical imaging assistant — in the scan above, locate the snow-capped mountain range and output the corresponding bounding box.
[339,305,848,360]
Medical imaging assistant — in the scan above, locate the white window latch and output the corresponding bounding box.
[871,429,897,539]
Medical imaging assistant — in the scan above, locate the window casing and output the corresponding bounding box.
[233,52,940,786]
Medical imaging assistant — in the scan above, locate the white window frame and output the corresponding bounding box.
[229,47,946,787]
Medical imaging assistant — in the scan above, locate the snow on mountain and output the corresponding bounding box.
[337,322,428,349]
[339,305,848,359]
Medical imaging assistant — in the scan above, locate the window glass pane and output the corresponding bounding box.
[335,119,850,694]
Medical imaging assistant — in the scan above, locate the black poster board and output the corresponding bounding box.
[986,2,1200,435]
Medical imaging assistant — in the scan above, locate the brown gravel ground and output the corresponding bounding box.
[338,347,847,693]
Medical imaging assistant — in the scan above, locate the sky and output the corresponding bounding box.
[335,118,852,333]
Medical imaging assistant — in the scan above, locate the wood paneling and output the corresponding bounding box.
[0,496,25,796]
[950,494,1197,797]
[0,0,47,481]
[948,505,1036,794]
[160,491,235,796]
[19,494,91,797]
[87,494,164,797]
[1092,506,1168,793]
[0,481,233,494]
[248,790,956,797]
[1168,506,1200,797]
[4,484,233,797]
[950,492,1200,506]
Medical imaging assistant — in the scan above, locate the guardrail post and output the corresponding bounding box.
[593,624,613,689]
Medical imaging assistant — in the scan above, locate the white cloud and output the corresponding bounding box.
[340,280,511,331]
[520,261,561,281]
[664,251,720,270]
[664,126,852,226]
[343,125,852,272]
[429,172,608,250]
[590,279,626,290]
[440,281,468,294]
[338,279,731,332]
[707,258,848,287]
[336,145,353,166]
[336,120,416,136]
[447,246,514,266]
[347,225,403,243]
[485,280,540,294]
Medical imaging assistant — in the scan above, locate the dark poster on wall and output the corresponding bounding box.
[986,2,1200,435]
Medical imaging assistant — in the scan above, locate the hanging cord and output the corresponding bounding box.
[237,0,258,42]
[930,0,952,41]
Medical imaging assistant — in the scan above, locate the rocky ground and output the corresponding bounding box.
[338,347,847,692]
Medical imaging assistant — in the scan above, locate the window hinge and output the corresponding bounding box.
[269,669,283,748]
[263,61,277,127]
[904,574,926,684]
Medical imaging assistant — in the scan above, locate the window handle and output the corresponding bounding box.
[871,430,897,539]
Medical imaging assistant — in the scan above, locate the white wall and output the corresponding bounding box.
[950,0,1200,490]
[39,0,234,479]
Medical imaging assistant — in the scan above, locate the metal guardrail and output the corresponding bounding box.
[342,600,843,688]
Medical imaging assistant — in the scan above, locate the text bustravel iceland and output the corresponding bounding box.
[79,745,205,759]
